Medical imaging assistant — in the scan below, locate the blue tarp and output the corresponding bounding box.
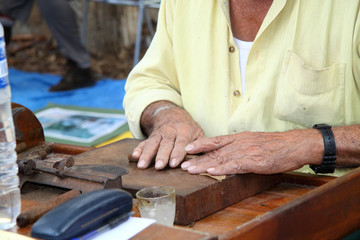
[9,68,126,112]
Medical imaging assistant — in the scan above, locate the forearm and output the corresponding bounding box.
[333,125,360,167]
[275,125,360,168]
[290,125,360,168]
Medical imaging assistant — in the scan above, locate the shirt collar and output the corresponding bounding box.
[217,0,287,41]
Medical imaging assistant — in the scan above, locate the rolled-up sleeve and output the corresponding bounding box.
[123,0,182,139]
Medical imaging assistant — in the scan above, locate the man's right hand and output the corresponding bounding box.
[131,101,205,170]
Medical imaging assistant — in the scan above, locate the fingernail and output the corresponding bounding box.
[155,160,164,169]
[188,165,196,171]
[181,162,190,169]
[138,160,145,168]
[170,158,177,167]
[185,144,194,152]
[207,168,215,172]
[132,150,140,158]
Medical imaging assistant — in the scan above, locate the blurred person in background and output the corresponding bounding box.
[0,0,95,91]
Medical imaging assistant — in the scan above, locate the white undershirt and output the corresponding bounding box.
[233,38,254,96]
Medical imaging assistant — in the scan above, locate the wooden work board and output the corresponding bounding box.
[72,138,282,225]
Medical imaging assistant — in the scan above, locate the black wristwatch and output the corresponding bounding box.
[310,124,336,174]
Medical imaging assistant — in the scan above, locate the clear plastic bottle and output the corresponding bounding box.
[0,23,20,230]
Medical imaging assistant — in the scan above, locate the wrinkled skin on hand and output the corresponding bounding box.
[132,105,204,170]
[181,129,323,175]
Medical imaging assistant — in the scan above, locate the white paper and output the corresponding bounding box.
[93,217,156,240]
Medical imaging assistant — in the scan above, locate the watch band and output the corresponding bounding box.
[310,124,336,174]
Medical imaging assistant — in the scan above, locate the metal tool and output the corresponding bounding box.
[19,160,128,193]
[12,103,128,194]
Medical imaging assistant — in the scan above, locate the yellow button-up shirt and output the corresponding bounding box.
[124,0,360,140]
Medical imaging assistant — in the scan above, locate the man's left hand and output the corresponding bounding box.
[181,129,323,175]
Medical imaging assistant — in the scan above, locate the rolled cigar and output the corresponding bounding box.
[17,189,81,228]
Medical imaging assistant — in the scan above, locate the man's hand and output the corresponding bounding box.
[181,129,324,175]
[132,101,204,170]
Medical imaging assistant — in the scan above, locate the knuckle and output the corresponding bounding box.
[195,128,204,137]
[248,144,264,152]
[216,156,227,165]
[159,139,173,147]
[146,134,161,145]
[139,152,151,160]
[232,161,247,171]
[133,146,143,152]
[175,137,189,146]
[208,150,220,159]
[212,136,222,146]
[252,154,266,163]
[249,155,268,172]
[136,140,147,149]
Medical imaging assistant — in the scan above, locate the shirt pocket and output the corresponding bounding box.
[273,50,346,128]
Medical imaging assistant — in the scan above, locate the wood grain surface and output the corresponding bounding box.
[12,139,360,239]
[72,138,282,225]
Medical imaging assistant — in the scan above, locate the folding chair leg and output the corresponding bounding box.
[144,8,155,37]
[133,0,145,66]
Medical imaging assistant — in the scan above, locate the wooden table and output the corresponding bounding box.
[9,103,360,239]
[12,171,360,240]
[12,147,360,240]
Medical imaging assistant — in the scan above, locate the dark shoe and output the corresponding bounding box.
[49,63,96,92]
[0,14,14,45]
[3,25,12,45]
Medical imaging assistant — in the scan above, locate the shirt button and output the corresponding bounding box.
[229,46,235,53]
[233,90,241,96]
